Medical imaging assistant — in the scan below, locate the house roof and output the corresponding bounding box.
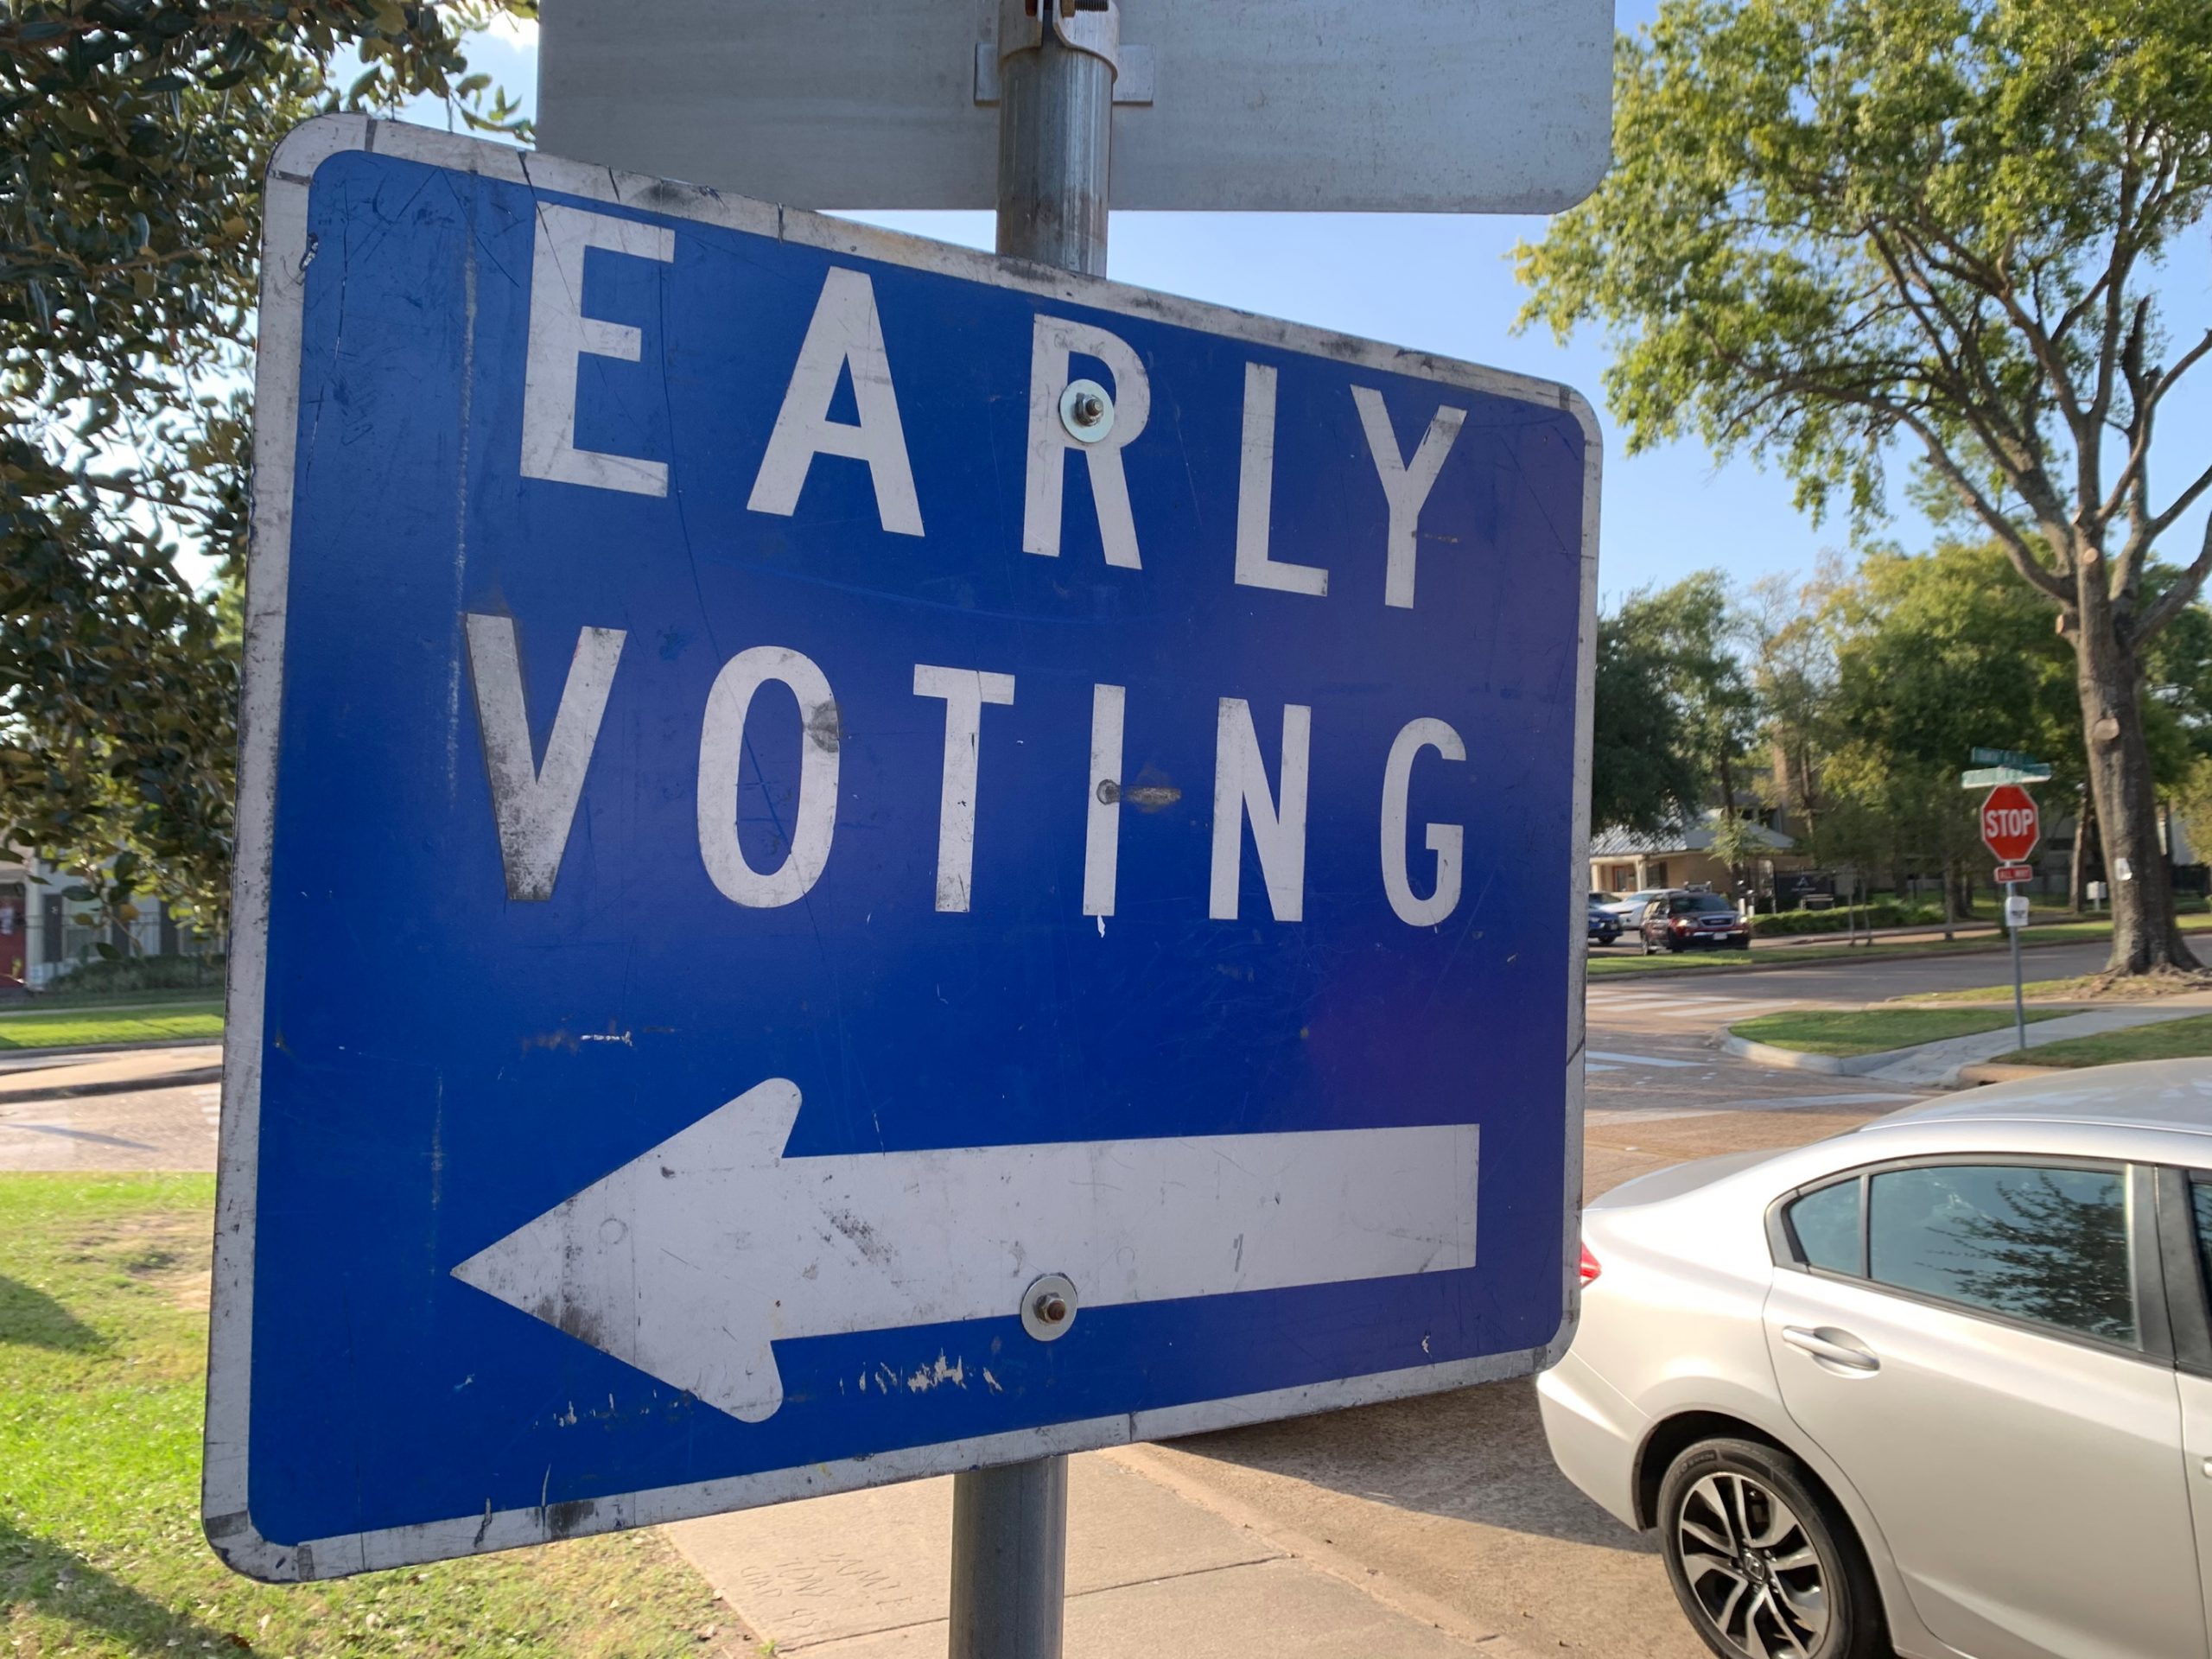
[1589,810,1797,860]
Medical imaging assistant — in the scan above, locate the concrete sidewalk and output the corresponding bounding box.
[0,1042,221,1101]
[1858,1004,2205,1086]
[667,1446,1551,1658]
[1726,995,2212,1088]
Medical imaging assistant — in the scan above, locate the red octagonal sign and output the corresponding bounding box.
[1980,784,2039,863]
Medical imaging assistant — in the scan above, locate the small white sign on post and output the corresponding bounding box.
[538,0,1614,213]
[2005,894,2031,930]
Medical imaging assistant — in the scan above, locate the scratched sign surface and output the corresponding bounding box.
[204,119,1598,1580]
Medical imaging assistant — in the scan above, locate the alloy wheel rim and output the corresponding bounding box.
[1675,1471,1829,1659]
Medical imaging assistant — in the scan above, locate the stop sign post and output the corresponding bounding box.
[1978,782,2037,1053]
[1980,783,2039,864]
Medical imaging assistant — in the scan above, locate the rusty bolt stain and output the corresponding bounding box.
[1033,1292,1070,1325]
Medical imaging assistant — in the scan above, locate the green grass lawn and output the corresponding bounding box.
[0,1002,224,1052]
[1,1174,750,1657]
[1732,1006,2067,1057]
[1893,976,2102,1004]
[1997,1012,2212,1069]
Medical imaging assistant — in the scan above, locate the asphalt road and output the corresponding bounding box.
[0,957,1943,1655]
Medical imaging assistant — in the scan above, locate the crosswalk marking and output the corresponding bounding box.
[1586,1050,1707,1069]
[1586,990,1799,1024]
[1588,1091,1915,1126]
[1588,997,1710,1011]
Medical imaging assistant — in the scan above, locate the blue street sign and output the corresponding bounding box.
[206,118,1599,1580]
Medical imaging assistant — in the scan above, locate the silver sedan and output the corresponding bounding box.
[1540,1058,2212,1659]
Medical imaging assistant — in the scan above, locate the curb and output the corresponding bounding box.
[1719,1034,1896,1077]
[1956,1062,2059,1086]
[1589,931,2149,983]
[0,1035,224,1063]
[0,1065,224,1105]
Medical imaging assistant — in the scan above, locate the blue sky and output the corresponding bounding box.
[429,7,2212,609]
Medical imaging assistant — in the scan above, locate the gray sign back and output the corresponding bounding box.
[537,0,1613,213]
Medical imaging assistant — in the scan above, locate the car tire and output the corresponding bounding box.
[1656,1438,1886,1659]
[1731,937,1751,951]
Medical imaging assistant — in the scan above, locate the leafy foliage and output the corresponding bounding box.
[1592,570,1759,833]
[1591,608,1705,832]
[1521,0,2212,970]
[0,1,532,934]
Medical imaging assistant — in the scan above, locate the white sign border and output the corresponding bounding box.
[204,115,1601,1582]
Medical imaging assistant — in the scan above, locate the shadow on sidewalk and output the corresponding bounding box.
[1166,1376,1657,1554]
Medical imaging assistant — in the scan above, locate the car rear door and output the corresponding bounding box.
[2156,1167,2212,1649]
[1761,1159,2202,1659]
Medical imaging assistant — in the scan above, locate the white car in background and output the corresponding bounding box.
[1596,888,1669,926]
[1540,1061,2212,1659]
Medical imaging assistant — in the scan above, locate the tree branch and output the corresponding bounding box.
[2135,511,2212,643]
[2145,457,2212,548]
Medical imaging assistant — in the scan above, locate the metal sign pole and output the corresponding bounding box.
[949,1457,1071,1658]
[2007,881,2029,1055]
[947,7,1117,1656]
[994,1,1114,278]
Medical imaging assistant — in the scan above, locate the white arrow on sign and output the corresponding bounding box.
[452,1079,1478,1424]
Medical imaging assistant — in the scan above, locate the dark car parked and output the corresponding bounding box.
[1586,898,1621,947]
[1637,889,1751,953]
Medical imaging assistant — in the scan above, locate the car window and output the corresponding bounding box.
[1868,1164,2135,1344]
[2191,1179,2212,1311]
[1786,1180,1861,1274]
[1688,895,1733,913]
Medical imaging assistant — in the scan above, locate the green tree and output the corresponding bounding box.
[1519,0,2212,974]
[1822,541,2082,918]
[1741,562,1842,839]
[1618,571,1761,810]
[1,1,531,939]
[1591,609,1705,832]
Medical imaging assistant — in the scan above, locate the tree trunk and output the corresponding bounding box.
[2075,582,2196,974]
[1941,855,1956,942]
[2070,785,2095,914]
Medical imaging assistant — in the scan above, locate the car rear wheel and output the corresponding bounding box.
[1657,1438,1885,1659]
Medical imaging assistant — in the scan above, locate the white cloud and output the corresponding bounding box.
[480,13,538,48]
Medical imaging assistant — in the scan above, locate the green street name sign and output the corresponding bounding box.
[1961,764,2052,788]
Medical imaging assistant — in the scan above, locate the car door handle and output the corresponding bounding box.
[1782,1325,1880,1372]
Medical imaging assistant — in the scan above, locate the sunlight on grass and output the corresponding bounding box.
[0,1005,223,1052]
[1996,1014,2212,1069]
[1732,1007,2065,1057]
[0,1174,746,1656]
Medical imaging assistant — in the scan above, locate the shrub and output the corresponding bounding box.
[1751,899,1958,937]
[38,953,225,998]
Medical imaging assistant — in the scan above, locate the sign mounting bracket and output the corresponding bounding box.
[976,0,1155,107]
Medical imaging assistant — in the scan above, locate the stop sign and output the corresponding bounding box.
[1980,784,2039,862]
